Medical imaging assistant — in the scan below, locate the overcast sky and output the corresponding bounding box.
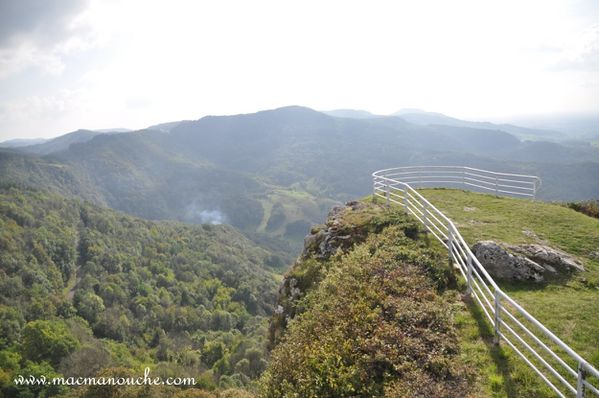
[0,0,598,140]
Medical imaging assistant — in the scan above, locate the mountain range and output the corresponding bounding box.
[1,106,598,261]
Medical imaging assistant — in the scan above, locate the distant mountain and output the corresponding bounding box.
[392,109,564,141]
[17,129,102,155]
[509,114,599,137]
[0,137,48,148]
[93,127,132,133]
[322,109,380,119]
[2,105,599,262]
[147,120,185,132]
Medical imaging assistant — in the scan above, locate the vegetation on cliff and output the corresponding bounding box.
[261,202,472,397]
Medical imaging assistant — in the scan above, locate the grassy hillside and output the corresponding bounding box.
[261,197,599,397]
[0,186,280,397]
[415,189,599,364]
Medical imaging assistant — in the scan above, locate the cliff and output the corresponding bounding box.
[261,201,469,397]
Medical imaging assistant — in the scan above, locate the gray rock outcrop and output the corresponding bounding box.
[471,240,583,283]
[507,244,584,273]
[472,241,545,282]
[300,201,367,260]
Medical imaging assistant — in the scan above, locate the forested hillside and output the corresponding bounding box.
[2,107,598,264]
[0,186,279,397]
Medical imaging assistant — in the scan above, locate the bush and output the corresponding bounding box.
[567,199,599,219]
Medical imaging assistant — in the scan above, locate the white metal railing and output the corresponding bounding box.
[376,165,542,199]
[372,166,598,397]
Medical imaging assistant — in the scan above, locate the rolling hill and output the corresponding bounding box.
[1,106,598,263]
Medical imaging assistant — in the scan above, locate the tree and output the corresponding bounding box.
[21,320,79,366]
[75,291,105,324]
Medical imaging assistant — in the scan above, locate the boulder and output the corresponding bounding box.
[300,201,367,260]
[472,240,583,283]
[508,244,584,273]
[472,241,545,282]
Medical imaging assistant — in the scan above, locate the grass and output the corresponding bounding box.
[372,188,599,396]
[417,188,599,359]
[256,187,337,235]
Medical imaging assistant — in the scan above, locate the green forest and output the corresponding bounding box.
[0,186,278,397]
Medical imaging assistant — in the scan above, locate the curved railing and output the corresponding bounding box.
[372,166,598,397]
[375,165,542,199]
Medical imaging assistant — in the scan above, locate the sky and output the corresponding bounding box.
[0,0,598,140]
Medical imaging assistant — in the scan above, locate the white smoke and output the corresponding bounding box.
[184,203,227,225]
[198,209,225,225]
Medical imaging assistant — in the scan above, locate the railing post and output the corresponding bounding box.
[447,224,453,261]
[385,181,390,207]
[494,176,498,195]
[403,187,408,209]
[577,362,587,398]
[372,177,376,202]
[423,202,429,231]
[494,289,501,345]
[467,252,473,296]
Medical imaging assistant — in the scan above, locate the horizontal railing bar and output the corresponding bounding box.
[386,170,465,176]
[500,331,568,398]
[464,180,497,191]
[450,244,467,271]
[501,317,577,394]
[583,379,599,396]
[463,166,540,180]
[470,286,495,325]
[470,255,500,289]
[501,306,578,378]
[468,258,496,299]
[406,180,465,185]
[464,171,498,182]
[498,177,537,185]
[498,291,599,380]
[470,276,496,314]
[405,206,427,228]
[496,188,535,197]
[428,220,449,241]
[374,165,540,180]
[424,208,448,232]
[427,227,446,247]
[399,175,464,180]
[496,183,534,191]
[451,250,468,280]
[464,176,497,187]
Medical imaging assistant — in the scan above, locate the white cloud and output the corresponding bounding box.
[0,0,598,139]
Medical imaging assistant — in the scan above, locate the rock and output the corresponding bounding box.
[472,241,545,282]
[300,201,368,260]
[508,244,584,273]
[522,229,539,240]
[472,240,584,283]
